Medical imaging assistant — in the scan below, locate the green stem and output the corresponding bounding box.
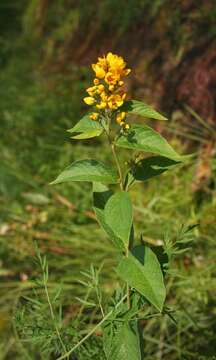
[44,280,68,357]
[104,114,130,308]
[56,294,127,360]
[95,287,105,318]
[106,114,131,308]
[111,143,124,190]
[76,287,92,322]
[36,247,68,359]
[125,247,131,309]
[103,113,124,190]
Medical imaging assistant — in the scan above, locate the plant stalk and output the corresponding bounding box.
[56,294,127,360]
[44,284,68,356]
[36,246,68,359]
[125,247,131,309]
[105,114,131,309]
[103,113,124,190]
[111,143,124,190]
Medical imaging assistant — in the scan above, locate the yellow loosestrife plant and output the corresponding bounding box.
[52,52,183,360]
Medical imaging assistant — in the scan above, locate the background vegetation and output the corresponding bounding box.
[0,1,216,359]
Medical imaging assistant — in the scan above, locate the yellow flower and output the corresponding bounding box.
[106,52,131,79]
[100,91,108,102]
[121,122,130,129]
[106,52,125,70]
[88,52,130,112]
[92,52,131,84]
[109,85,115,92]
[96,101,107,110]
[92,56,108,79]
[86,86,97,96]
[105,71,120,85]
[92,64,106,79]
[116,112,126,124]
[83,96,95,105]
[97,84,105,93]
[94,78,100,85]
[97,56,108,69]
[90,112,99,121]
[108,94,125,109]
[86,84,104,97]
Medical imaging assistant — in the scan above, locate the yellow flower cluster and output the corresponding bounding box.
[83,52,131,129]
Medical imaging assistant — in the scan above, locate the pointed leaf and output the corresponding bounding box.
[115,124,181,160]
[122,100,167,120]
[104,192,133,248]
[51,160,118,185]
[67,115,103,139]
[103,320,143,360]
[116,245,166,311]
[129,156,181,183]
[93,182,113,209]
[93,183,124,250]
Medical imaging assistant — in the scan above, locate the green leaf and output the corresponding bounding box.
[128,156,181,184]
[121,100,167,120]
[104,192,133,248]
[116,245,166,311]
[103,320,143,360]
[92,183,124,250]
[115,124,181,160]
[93,182,113,209]
[51,160,118,185]
[67,115,103,139]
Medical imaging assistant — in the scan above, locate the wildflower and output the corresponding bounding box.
[105,71,120,85]
[97,84,105,93]
[97,56,108,70]
[100,90,108,100]
[96,101,107,110]
[92,64,106,79]
[124,123,130,130]
[116,112,129,130]
[94,78,100,85]
[83,52,131,127]
[107,52,126,72]
[116,112,126,124]
[109,85,115,92]
[90,112,99,121]
[106,52,131,80]
[119,121,130,130]
[83,96,95,105]
[108,94,125,110]
[92,52,130,85]
[86,86,97,96]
